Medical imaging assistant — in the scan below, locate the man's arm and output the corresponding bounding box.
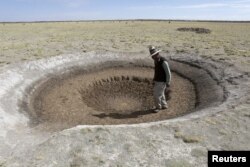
[162,61,171,85]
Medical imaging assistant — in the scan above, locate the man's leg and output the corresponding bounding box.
[153,82,166,109]
[161,86,168,109]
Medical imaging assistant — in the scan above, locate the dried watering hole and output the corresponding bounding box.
[22,59,225,130]
[1,51,249,167]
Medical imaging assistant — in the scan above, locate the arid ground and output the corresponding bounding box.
[1,21,250,70]
[0,21,250,167]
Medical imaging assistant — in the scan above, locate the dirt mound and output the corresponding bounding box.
[177,27,211,34]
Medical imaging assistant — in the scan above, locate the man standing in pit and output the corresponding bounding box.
[149,46,171,113]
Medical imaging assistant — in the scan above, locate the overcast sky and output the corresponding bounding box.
[0,0,250,22]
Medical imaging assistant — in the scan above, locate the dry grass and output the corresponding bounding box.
[0,21,250,69]
[174,131,203,143]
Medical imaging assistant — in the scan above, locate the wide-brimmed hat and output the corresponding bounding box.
[149,46,161,56]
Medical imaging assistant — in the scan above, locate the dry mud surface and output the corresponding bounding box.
[28,67,196,130]
[0,52,250,167]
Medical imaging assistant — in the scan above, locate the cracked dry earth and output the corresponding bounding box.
[0,52,250,167]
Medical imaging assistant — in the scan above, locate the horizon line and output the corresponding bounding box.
[1,19,250,24]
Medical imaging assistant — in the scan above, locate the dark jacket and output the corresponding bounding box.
[154,56,167,82]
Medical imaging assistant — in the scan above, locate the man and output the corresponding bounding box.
[149,46,171,113]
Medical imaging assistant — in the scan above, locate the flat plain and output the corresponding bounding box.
[1,21,250,71]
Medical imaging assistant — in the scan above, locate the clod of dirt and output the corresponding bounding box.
[177,27,211,34]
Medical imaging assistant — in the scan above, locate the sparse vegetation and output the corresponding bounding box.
[0,21,249,70]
